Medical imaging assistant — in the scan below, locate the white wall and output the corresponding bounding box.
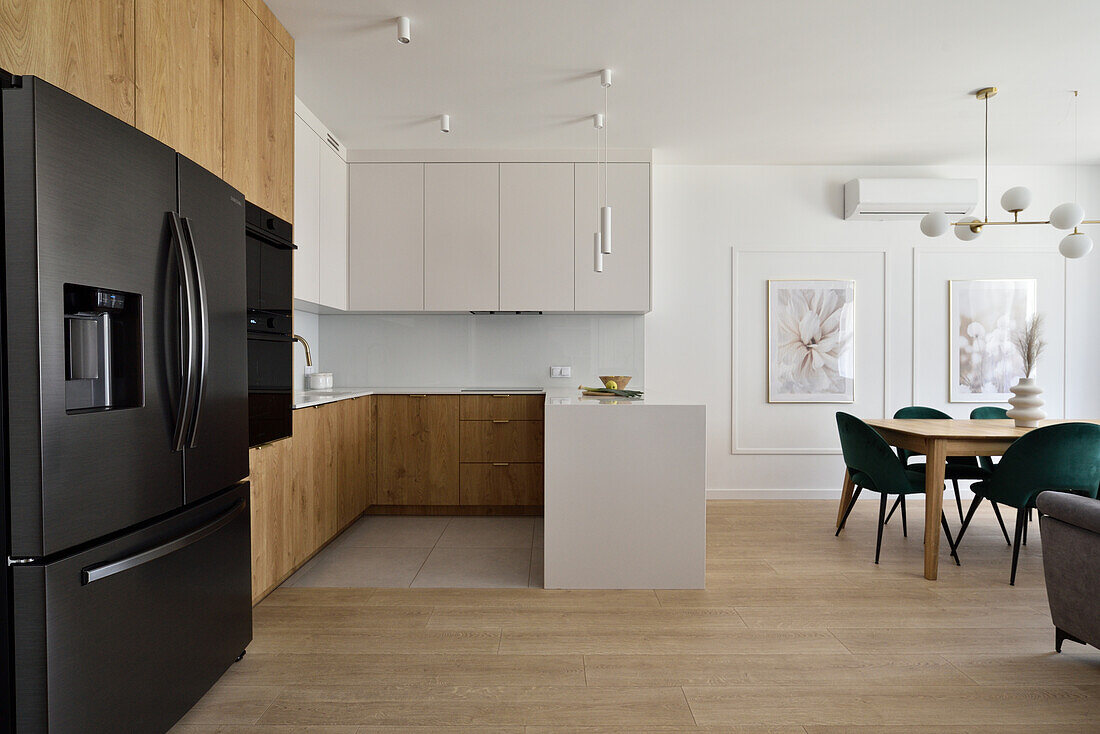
[646,164,1100,495]
[317,313,644,390]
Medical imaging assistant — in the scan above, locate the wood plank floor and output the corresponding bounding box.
[171,499,1100,732]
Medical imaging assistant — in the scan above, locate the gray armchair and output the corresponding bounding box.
[1037,491,1100,652]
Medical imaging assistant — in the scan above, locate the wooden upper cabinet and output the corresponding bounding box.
[0,0,136,123]
[499,163,575,311]
[223,0,293,222]
[348,163,425,311]
[424,163,499,311]
[375,395,460,506]
[135,0,223,175]
[575,163,651,312]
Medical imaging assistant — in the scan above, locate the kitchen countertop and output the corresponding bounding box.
[293,386,546,409]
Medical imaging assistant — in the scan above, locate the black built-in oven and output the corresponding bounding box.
[245,201,295,447]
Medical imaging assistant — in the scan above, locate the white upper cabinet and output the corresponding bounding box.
[424,163,499,311]
[318,142,348,310]
[574,163,651,312]
[348,163,425,311]
[293,113,321,305]
[499,163,575,311]
[294,99,348,310]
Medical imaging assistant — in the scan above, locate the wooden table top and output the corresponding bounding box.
[865,418,1100,440]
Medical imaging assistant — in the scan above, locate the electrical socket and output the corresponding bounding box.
[550,365,572,378]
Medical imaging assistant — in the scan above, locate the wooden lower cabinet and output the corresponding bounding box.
[460,420,543,463]
[375,394,460,506]
[248,395,374,604]
[460,463,543,505]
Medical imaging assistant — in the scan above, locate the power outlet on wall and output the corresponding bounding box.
[550,365,572,378]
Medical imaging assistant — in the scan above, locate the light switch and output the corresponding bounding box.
[550,365,572,378]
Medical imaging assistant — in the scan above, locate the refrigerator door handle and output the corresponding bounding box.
[169,212,199,452]
[80,499,246,585]
[180,217,209,449]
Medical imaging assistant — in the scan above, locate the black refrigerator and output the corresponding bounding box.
[1,76,253,732]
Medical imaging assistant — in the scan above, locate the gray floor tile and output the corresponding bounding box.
[533,518,544,548]
[412,547,532,588]
[331,515,452,548]
[288,545,431,588]
[436,516,536,548]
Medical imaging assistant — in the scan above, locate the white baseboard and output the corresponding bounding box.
[706,487,977,501]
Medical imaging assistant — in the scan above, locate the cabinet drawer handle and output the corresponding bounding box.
[492,462,510,467]
[492,419,509,423]
[409,394,427,398]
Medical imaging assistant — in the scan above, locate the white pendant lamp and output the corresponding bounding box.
[1050,201,1084,230]
[916,88,1096,258]
[592,113,604,272]
[599,69,612,255]
[397,16,411,44]
[1060,231,1094,258]
[920,211,950,237]
[439,114,450,133]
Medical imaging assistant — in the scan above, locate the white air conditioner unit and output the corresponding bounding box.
[843,178,978,220]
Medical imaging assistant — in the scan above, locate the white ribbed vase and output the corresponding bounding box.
[1006,377,1046,428]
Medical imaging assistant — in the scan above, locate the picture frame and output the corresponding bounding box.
[767,279,855,403]
[948,278,1037,403]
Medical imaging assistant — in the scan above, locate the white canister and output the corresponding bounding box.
[307,372,333,390]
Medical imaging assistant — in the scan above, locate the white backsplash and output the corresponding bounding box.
[314,313,644,389]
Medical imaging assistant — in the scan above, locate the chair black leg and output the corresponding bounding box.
[1010,508,1026,586]
[900,495,908,538]
[1023,508,1029,546]
[884,495,902,525]
[951,479,965,523]
[954,495,984,549]
[1056,627,1085,653]
[874,492,888,564]
[835,486,863,536]
[990,502,1011,545]
[940,513,961,566]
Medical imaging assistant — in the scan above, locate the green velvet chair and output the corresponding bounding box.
[954,422,1100,585]
[969,405,1012,544]
[883,407,991,534]
[835,412,959,565]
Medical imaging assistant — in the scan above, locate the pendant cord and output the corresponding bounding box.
[984,95,989,223]
[603,84,608,205]
[1074,90,1079,202]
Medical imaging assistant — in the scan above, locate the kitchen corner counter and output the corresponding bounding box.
[543,395,707,590]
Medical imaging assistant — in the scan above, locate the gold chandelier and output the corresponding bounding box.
[918,87,1095,259]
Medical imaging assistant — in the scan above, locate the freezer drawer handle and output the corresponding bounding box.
[80,499,246,585]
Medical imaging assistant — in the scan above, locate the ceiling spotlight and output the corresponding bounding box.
[440,114,450,133]
[397,16,411,44]
[600,68,612,88]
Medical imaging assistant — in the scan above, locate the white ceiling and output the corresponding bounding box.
[267,0,1100,164]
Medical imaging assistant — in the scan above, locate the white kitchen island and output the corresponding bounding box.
[543,392,706,589]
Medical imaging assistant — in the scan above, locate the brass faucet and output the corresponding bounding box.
[292,334,312,367]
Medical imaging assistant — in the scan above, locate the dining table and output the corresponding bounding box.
[836,418,1100,580]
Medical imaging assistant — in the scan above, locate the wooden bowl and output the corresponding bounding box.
[599,375,632,389]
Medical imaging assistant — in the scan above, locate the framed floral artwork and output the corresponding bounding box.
[949,278,1037,402]
[768,279,855,403]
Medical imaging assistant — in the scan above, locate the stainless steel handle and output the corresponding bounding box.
[409,394,427,398]
[181,217,209,449]
[169,212,198,452]
[81,499,246,585]
[491,394,510,398]
[492,462,510,467]
[492,419,510,424]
